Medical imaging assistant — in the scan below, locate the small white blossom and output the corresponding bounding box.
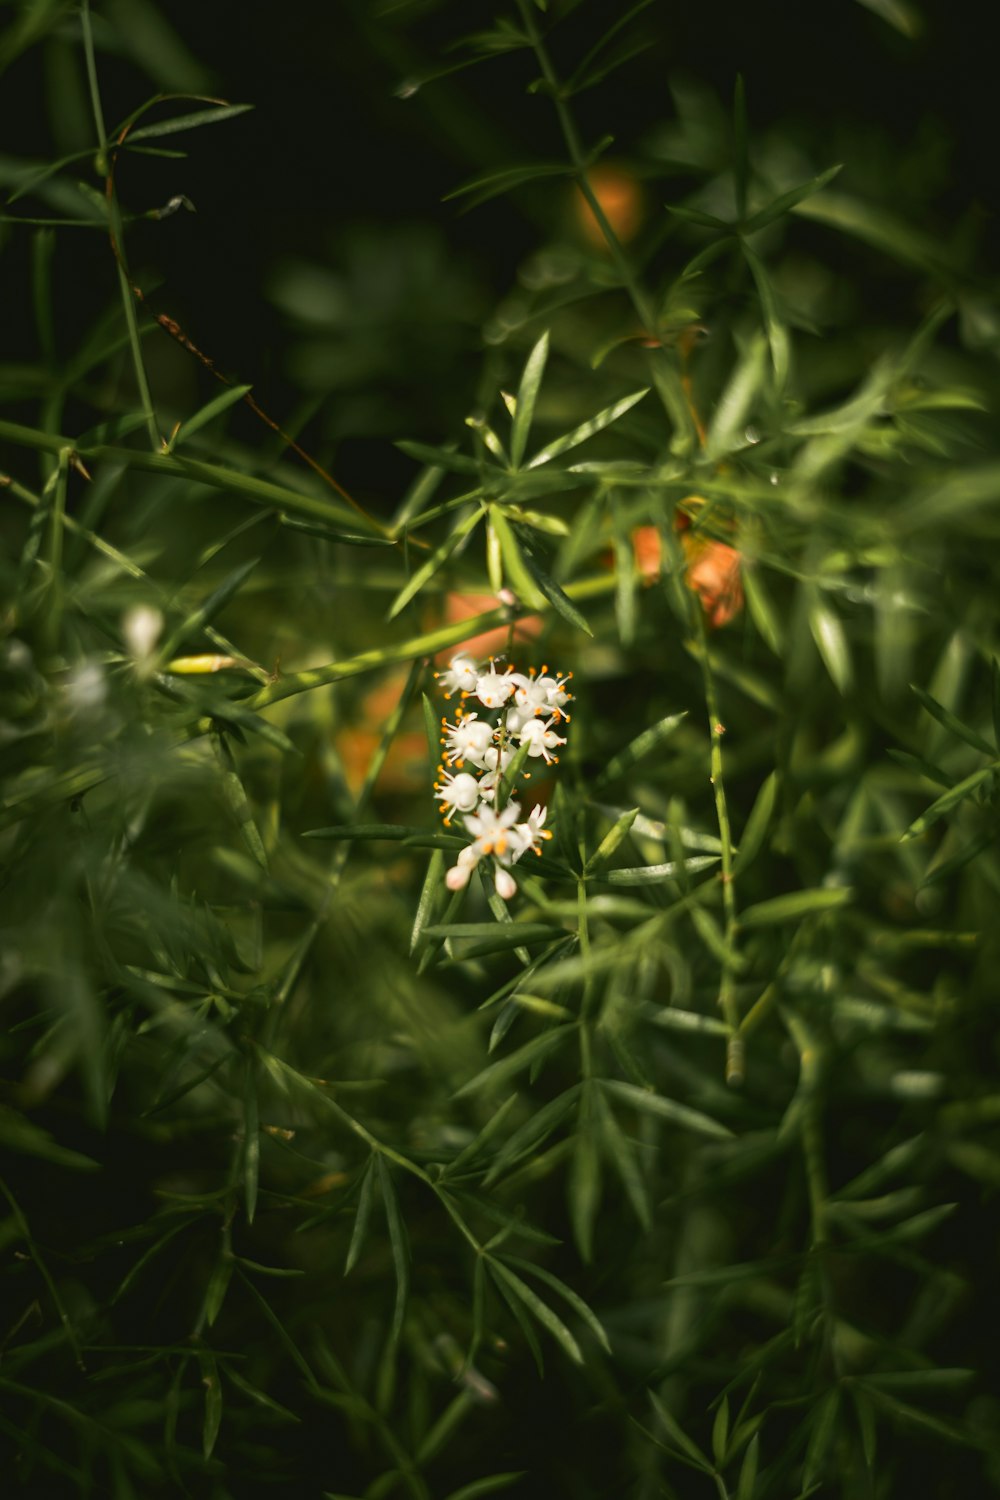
[503,702,532,735]
[445,844,481,891]
[63,662,107,716]
[511,804,552,862]
[433,769,481,823]
[463,800,522,861]
[474,661,517,709]
[477,744,515,802]
[537,671,573,717]
[494,867,518,901]
[434,654,478,699]
[517,716,566,764]
[122,603,164,662]
[442,712,493,768]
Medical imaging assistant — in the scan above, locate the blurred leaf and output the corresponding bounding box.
[454,1027,572,1098]
[901,765,997,841]
[742,163,842,233]
[510,330,549,468]
[739,887,853,926]
[910,683,995,757]
[732,772,778,878]
[600,1079,732,1138]
[387,504,484,620]
[376,1156,410,1342]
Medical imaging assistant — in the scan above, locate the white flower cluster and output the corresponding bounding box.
[431,654,572,900]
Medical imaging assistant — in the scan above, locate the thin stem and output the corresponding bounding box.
[692,607,743,1083]
[516,0,658,335]
[80,0,160,451]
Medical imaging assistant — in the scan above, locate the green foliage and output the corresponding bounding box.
[2,0,1000,1497]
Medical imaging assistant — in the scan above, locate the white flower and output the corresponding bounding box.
[517,716,566,764]
[122,604,164,677]
[494,867,518,901]
[511,667,573,720]
[463,800,522,862]
[511,804,553,862]
[511,671,550,715]
[445,844,481,891]
[537,671,573,717]
[474,661,516,709]
[503,702,532,735]
[477,744,514,802]
[442,712,494,768]
[433,769,481,823]
[434,654,478,699]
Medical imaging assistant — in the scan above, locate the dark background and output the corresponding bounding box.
[2,0,995,502]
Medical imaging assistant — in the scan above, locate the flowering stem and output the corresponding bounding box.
[692,607,743,1083]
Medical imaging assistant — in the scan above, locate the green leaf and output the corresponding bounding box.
[160,557,260,659]
[168,383,251,449]
[487,1258,583,1364]
[705,333,767,461]
[568,1088,601,1262]
[243,1059,260,1225]
[410,849,446,955]
[278,514,397,547]
[484,1085,582,1183]
[592,1085,651,1229]
[585,807,639,873]
[388,504,484,620]
[596,711,688,786]
[499,1252,611,1353]
[742,243,790,388]
[376,1156,410,1343]
[396,440,480,475]
[454,1027,572,1099]
[216,735,268,870]
[742,163,843,234]
[126,102,255,143]
[514,524,594,635]
[491,508,547,609]
[808,596,853,695]
[600,1079,732,1139]
[737,1432,760,1500]
[901,764,996,841]
[604,855,720,885]
[855,0,923,38]
[527,388,649,468]
[739,887,853,927]
[305,823,446,843]
[198,1351,223,1459]
[344,1158,378,1275]
[732,772,778,878]
[442,1474,526,1500]
[648,1391,712,1470]
[443,161,571,209]
[511,330,549,468]
[911,683,996,757]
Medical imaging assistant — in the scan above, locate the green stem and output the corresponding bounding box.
[80,0,160,451]
[692,608,743,1083]
[516,0,657,334]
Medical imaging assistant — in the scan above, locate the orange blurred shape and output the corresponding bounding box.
[335,726,427,796]
[684,534,744,629]
[575,164,645,248]
[630,523,744,630]
[436,591,543,664]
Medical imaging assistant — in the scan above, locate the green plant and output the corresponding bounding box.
[2,1,1000,1496]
